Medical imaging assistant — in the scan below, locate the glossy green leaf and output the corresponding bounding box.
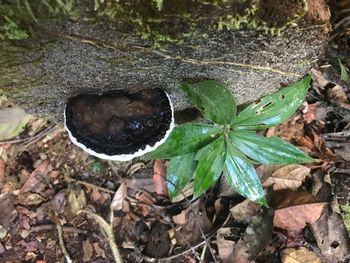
[180,80,236,125]
[232,75,311,130]
[146,124,222,159]
[230,130,315,164]
[193,137,226,199]
[167,152,197,200]
[224,138,267,205]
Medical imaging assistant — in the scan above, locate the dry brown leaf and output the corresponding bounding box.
[90,188,109,204]
[111,182,127,211]
[83,239,93,262]
[311,207,350,262]
[0,193,18,230]
[153,160,168,197]
[230,199,262,224]
[20,160,51,194]
[281,247,321,263]
[303,103,318,123]
[217,228,236,263]
[67,186,86,215]
[273,191,327,230]
[93,242,106,259]
[263,164,311,191]
[17,240,38,252]
[0,158,4,187]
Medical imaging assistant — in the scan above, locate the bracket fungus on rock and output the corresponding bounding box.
[64,89,174,161]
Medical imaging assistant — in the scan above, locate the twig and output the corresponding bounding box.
[78,209,124,263]
[64,174,115,194]
[57,223,73,263]
[0,123,56,146]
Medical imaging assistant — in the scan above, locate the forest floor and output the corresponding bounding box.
[1,2,350,263]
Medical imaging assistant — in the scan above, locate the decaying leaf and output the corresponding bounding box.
[0,193,18,230]
[93,242,106,259]
[231,208,274,262]
[230,199,262,224]
[310,207,350,262]
[20,160,52,194]
[111,182,127,211]
[0,108,32,140]
[83,239,93,262]
[217,228,236,263]
[273,191,327,230]
[263,164,311,191]
[153,160,168,197]
[281,247,321,263]
[324,132,350,161]
[67,186,86,214]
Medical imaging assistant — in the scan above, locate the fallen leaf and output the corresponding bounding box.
[17,240,38,252]
[20,160,51,194]
[231,208,274,263]
[111,182,127,211]
[310,207,350,262]
[273,191,327,230]
[263,164,311,191]
[0,108,32,140]
[217,228,236,263]
[303,103,318,123]
[52,189,68,214]
[230,199,262,224]
[327,85,350,110]
[83,239,93,262]
[153,160,168,197]
[67,186,86,215]
[17,192,46,206]
[281,247,321,263]
[93,242,106,259]
[0,193,18,230]
[0,158,4,187]
[0,242,5,255]
[324,132,350,161]
[90,188,110,204]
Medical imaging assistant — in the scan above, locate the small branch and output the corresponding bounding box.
[64,174,115,194]
[78,209,123,263]
[57,223,73,263]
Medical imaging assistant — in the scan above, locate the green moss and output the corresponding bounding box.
[341,203,350,232]
[94,0,309,45]
[0,0,77,41]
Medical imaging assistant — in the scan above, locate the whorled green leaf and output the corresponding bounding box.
[231,75,311,130]
[146,124,222,159]
[180,80,236,125]
[0,108,32,140]
[230,130,315,164]
[167,152,197,200]
[224,139,267,206]
[193,137,226,199]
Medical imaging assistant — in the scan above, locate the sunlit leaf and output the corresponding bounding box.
[230,130,315,164]
[224,139,267,206]
[167,152,197,200]
[0,108,32,140]
[180,80,236,125]
[146,124,222,159]
[339,59,349,82]
[232,75,311,130]
[193,137,226,199]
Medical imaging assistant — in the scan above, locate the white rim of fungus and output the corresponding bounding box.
[64,91,175,161]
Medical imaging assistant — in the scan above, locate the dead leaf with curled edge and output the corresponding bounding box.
[281,247,321,263]
[273,191,327,230]
[111,182,127,211]
[263,164,311,191]
[20,160,52,194]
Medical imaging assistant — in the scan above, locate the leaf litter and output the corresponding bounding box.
[1,9,350,263]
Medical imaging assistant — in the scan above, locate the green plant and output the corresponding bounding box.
[147,75,315,205]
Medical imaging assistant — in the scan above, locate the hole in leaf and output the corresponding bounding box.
[262,102,273,109]
[331,241,339,249]
[280,94,286,100]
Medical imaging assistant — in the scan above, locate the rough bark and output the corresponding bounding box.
[0,0,330,121]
